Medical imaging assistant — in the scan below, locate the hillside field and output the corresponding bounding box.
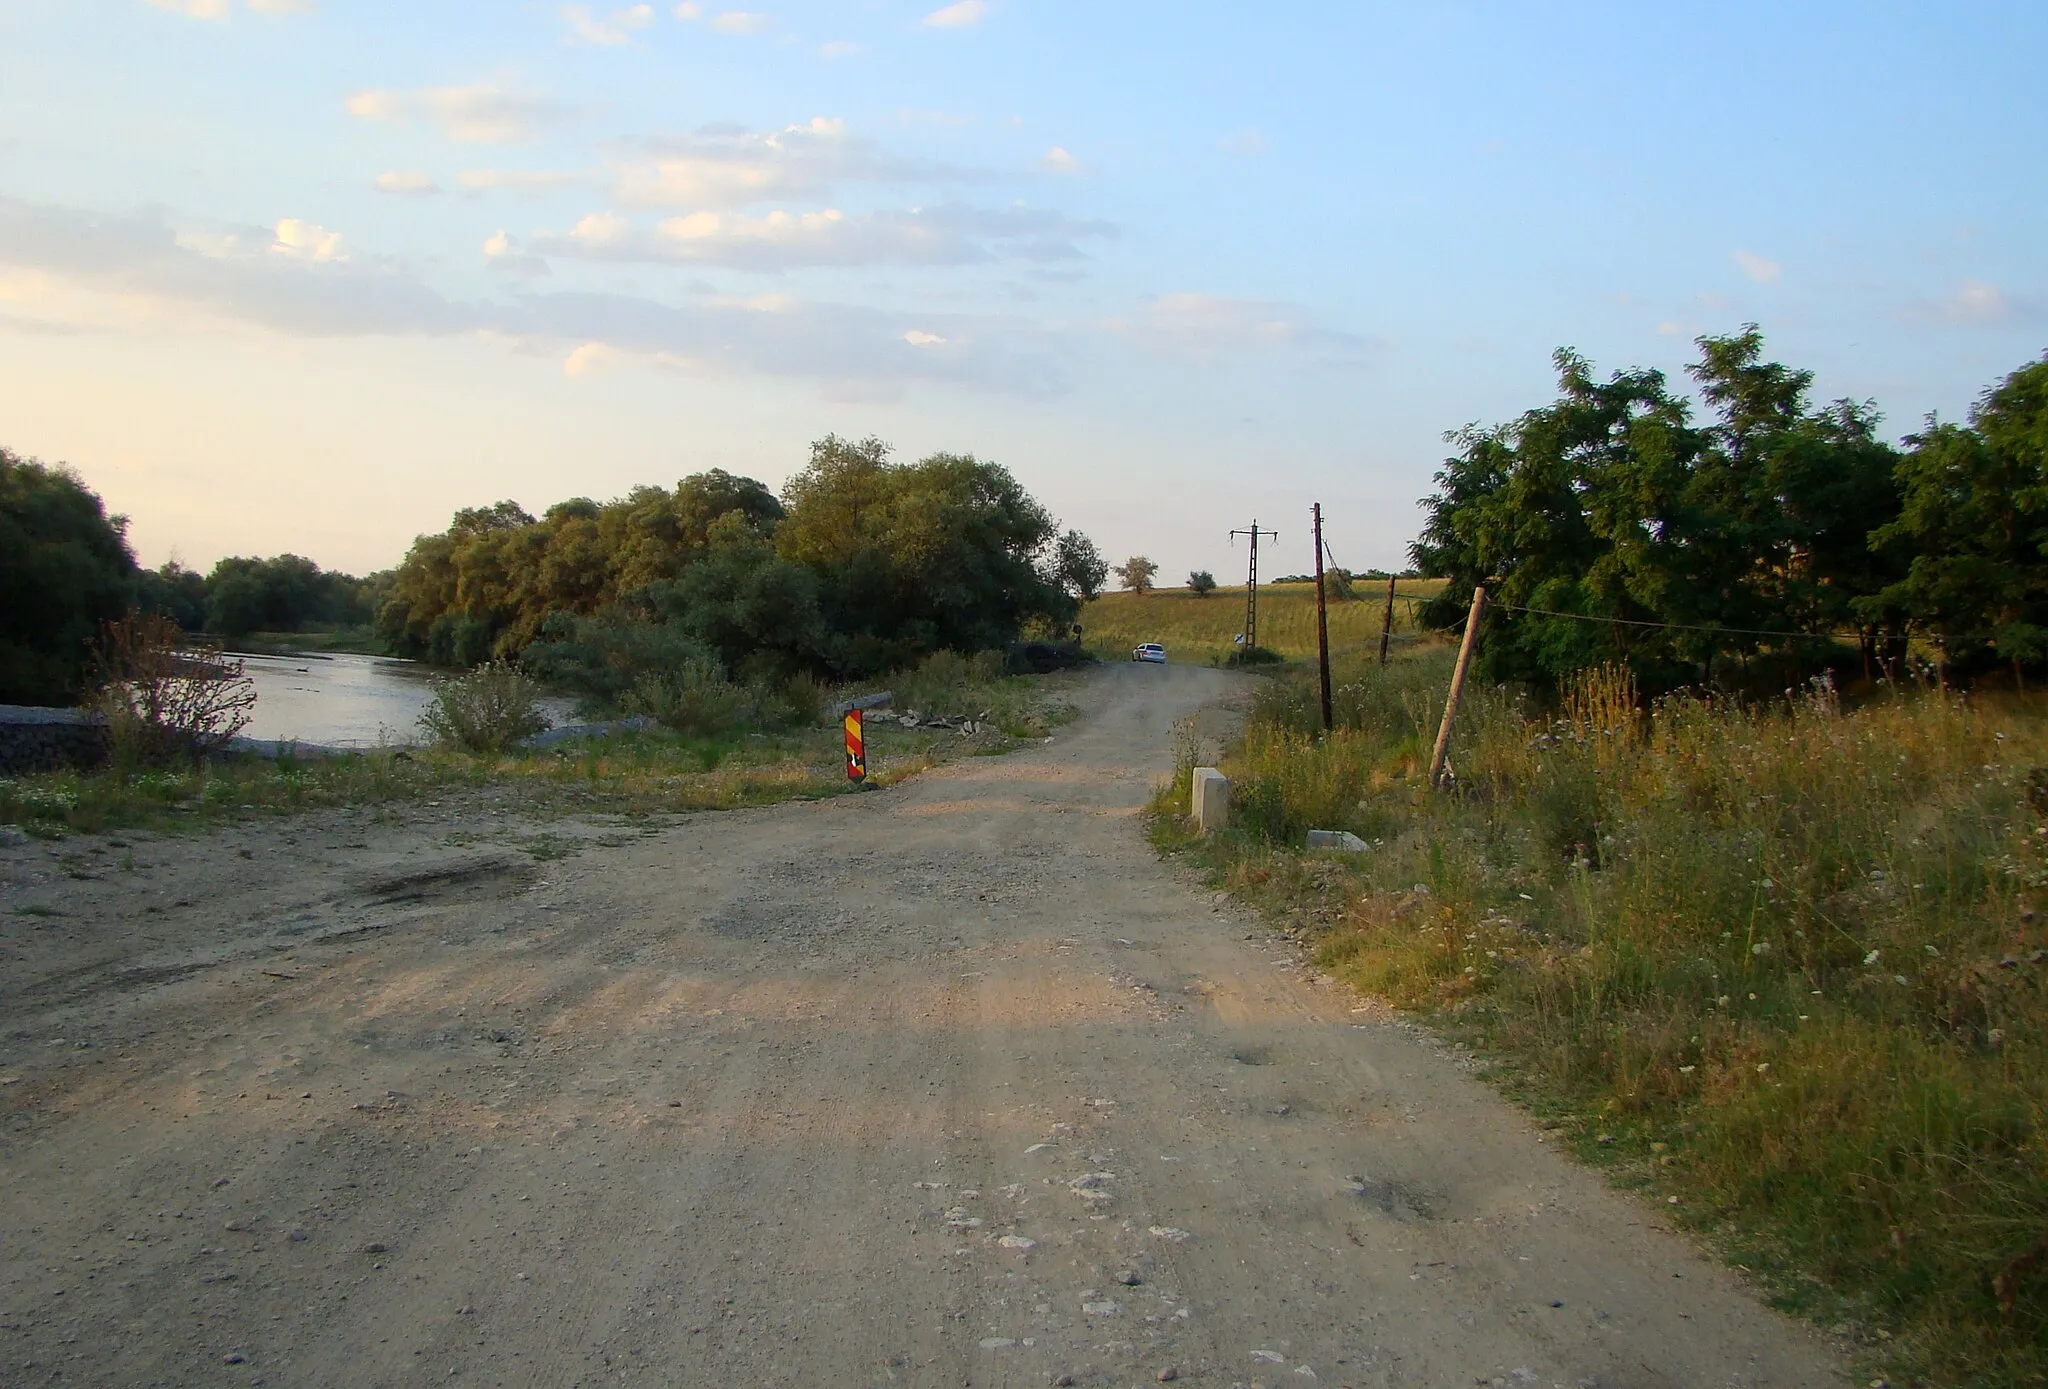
[1082,579,1446,665]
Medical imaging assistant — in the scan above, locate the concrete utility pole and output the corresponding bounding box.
[1228,520,1279,653]
[1312,504,1332,732]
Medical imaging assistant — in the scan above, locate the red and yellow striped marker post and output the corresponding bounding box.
[843,707,866,782]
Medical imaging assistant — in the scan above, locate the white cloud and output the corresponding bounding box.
[903,329,945,346]
[709,10,771,34]
[1115,292,1371,358]
[456,168,587,192]
[344,84,576,145]
[374,170,442,195]
[1041,146,1083,174]
[482,230,551,277]
[271,218,343,262]
[247,0,316,12]
[142,0,229,18]
[673,2,702,15]
[532,201,1113,271]
[0,195,1072,396]
[1731,249,1781,284]
[564,4,654,45]
[1913,278,2044,326]
[922,0,987,28]
[610,118,972,208]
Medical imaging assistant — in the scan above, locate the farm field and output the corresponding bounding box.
[1081,579,1446,665]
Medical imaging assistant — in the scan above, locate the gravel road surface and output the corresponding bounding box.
[0,662,1842,1387]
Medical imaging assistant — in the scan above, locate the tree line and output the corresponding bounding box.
[0,448,383,705]
[1414,330,2048,691]
[380,435,1104,685]
[2,436,1106,706]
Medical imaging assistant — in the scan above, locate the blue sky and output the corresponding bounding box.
[0,0,2041,582]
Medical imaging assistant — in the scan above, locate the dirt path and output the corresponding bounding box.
[0,664,1842,1388]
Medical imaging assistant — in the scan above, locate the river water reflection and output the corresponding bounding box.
[231,651,575,748]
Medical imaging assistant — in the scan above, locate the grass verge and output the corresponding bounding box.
[1151,648,2048,1387]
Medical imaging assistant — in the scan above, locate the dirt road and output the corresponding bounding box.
[1,663,1842,1388]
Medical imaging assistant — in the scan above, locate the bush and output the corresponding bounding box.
[91,611,256,766]
[418,663,551,753]
[1226,644,1283,667]
[620,660,749,736]
[1188,570,1217,597]
[521,608,720,709]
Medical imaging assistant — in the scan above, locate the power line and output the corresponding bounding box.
[1491,600,1987,647]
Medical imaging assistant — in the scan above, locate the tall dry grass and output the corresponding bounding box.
[1159,651,2048,1383]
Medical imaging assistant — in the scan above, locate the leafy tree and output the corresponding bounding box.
[1870,355,2048,677]
[203,554,374,639]
[1414,329,1909,691]
[0,449,137,704]
[1188,570,1217,596]
[1055,530,1109,601]
[134,561,209,631]
[1114,555,1159,594]
[774,439,1073,675]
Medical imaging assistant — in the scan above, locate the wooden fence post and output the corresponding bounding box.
[1378,575,1396,667]
[1426,585,1486,790]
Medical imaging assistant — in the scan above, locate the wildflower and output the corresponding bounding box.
[1678,1065,1695,1074]
[1751,941,1769,955]
[1894,974,1910,986]
[1864,950,1881,965]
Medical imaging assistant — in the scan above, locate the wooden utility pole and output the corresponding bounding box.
[1426,585,1487,790]
[1378,574,1397,667]
[1228,520,1279,654]
[1312,503,1332,732]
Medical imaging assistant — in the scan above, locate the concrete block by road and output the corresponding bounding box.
[1192,767,1229,833]
[1306,828,1369,853]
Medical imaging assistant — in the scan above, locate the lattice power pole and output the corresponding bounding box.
[1228,519,1279,653]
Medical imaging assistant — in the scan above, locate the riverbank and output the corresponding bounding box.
[0,678,1078,839]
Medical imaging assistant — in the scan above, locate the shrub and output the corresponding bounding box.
[521,608,720,709]
[90,611,256,766]
[1188,570,1217,597]
[418,662,551,753]
[1225,643,1283,668]
[621,659,749,736]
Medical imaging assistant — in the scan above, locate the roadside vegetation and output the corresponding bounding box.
[1157,336,2048,1386]
[1156,648,2048,1384]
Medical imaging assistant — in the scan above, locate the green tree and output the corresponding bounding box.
[1114,555,1158,594]
[1055,530,1110,601]
[1870,355,2048,677]
[1414,330,1908,691]
[1188,569,1217,596]
[0,449,137,704]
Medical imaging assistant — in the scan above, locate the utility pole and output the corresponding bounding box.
[1228,520,1279,654]
[1311,504,1332,731]
[1426,584,1487,790]
[1378,574,1397,667]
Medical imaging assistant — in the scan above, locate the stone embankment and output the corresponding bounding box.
[0,705,109,774]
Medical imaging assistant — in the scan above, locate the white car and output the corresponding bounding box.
[1132,643,1167,664]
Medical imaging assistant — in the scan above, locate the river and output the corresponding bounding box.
[231,651,574,748]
